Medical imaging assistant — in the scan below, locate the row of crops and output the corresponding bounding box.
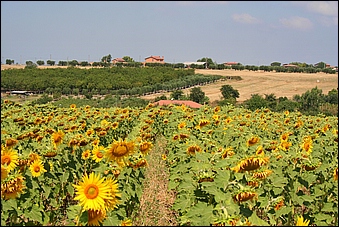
[1,99,338,226]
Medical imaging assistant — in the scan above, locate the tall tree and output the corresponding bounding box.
[220,85,239,100]
[189,87,206,104]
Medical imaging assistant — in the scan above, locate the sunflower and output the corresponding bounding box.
[233,190,257,203]
[196,119,210,129]
[274,198,284,211]
[5,138,18,148]
[178,122,186,130]
[163,119,169,124]
[105,139,135,164]
[111,122,119,130]
[1,174,26,200]
[246,136,260,147]
[1,165,8,181]
[87,209,107,226]
[255,145,264,156]
[161,154,167,160]
[1,147,19,172]
[121,219,133,226]
[92,139,100,147]
[103,176,121,211]
[70,104,77,109]
[231,157,269,172]
[280,133,289,142]
[221,147,235,159]
[139,141,153,154]
[296,215,310,226]
[187,145,202,155]
[52,130,65,148]
[92,146,106,163]
[214,106,221,113]
[29,160,47,177]
[82,150,91,160]
[73,172,112,211]
[279,141,292,151]
[301,137,313,153]
[252,169,272,179]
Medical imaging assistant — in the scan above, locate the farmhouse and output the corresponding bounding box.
[282,64,298,68]
[144,56,165,63]
[10,91,32,96]
[153,100,202,109]
[224,62,239,66]
[112,58,126,64]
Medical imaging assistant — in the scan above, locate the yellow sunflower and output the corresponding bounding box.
[301,136,313,153]
[105,139,135,164]
[82,150,91,160]
[92,146,106,163]
[103,176,121,211]
[73,172,112,211]
[121,219,133,226]
[296,215,310,226]
[231,156,269,173]
[70,104,77,109]
[1,174,26,200]
[196,119,210,130]
[246,136,260,147]
[52,130,65,148]
[139,141,153,154]
[178,122,186,130]
[1,165,8,181]
[29,160,47,177]
[111,122,119,130]
[1,147,19,172]
[87,209,107,226]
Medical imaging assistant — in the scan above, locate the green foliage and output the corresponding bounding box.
[32,94,53,105]
[170,90,185,100]
[6,59,14,65]
[270,62,281,67]
[189,87,206,104]
[220,85,240,100]
[242,94,268,111]
[36,60,44,66]
[154,95,167,102]
[46,60,55,66]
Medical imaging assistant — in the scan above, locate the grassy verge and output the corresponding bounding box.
[132,136,178,226]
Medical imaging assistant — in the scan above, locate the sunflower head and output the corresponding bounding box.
[82,150,91,160]
[29,160,47,177]
[5,138,18,148]
[187,145,202,155]
[247,136,260,147]
[92,146,106,163]
[103,176,121,211]
[334,168,338,181]
[73,172,112,211]
[139,141,153,154]
[1,165,9,181]
[52,130,65,148]
[296,215,310,226]
[178,122,186,130]
[105,139,135,164]
[1,174,26,200]
[87,209,107,226]
[1,147,19,172]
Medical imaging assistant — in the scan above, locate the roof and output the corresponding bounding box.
[112,58,125,62]
[224,62,238,65]
[145,55,164,60]
[153,100,202,109]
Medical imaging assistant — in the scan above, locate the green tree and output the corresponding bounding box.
[101,54,112,63]
[197,57,214,68]
[6,59,14,65]
[242,94,268,111]
[315,61,326,69]
[270,62,281,67]
[47,60,55,66]
[220,85,239,100]
[36,60,44,66]
[170,90,184,100]
[25,61,37,69]
[122,56,134,62]
[264,93,277,109]
[189,87,206,104]
[324,88,338,105]
[155,95,167,102]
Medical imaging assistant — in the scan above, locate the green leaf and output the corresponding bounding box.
[186,202,214,226]
[275,206,291,217]
[30,205,43,224]
[43,186,51,198]
[321,202,335,213]
[248,212,269,226]
[66,205,82,221]
[314,212,333,221]
[102,215,121,226]
[67,184,75,197]
[2,199,17,211]
[61,171,69,183]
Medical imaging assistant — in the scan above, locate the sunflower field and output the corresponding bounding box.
[1,99,338,226]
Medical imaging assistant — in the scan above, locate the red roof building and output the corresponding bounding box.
[112,58,126,64]
[144,56,165,63]
[153,100,202,109]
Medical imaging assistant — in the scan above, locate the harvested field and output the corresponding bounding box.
[141,69,338,103]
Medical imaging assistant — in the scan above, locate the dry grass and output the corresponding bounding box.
[141,69,338,103]
[132,136,178,226]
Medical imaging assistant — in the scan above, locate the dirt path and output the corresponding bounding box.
[132,136,178,226]
[140,69,338,103]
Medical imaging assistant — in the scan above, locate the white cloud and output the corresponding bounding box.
[279,16,313,31]
[304,1,338,17]
[232,13,261,24]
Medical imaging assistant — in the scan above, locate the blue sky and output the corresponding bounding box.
[1,1,338,66]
